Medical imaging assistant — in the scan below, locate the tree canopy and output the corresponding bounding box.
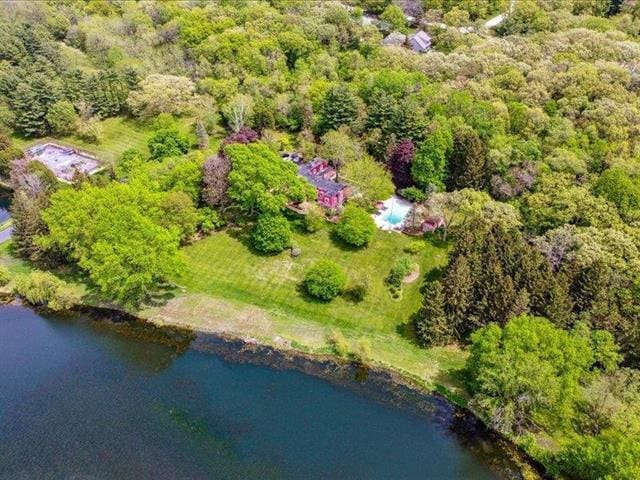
[40,183,183,305]
[225,142,314,216]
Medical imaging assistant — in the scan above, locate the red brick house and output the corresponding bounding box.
[298,158,348,209]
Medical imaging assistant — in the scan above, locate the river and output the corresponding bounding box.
[0,305,527,479]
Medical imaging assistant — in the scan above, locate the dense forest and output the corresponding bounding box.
[1,0,640,478]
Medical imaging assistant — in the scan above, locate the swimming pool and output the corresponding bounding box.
[373,196,412,231]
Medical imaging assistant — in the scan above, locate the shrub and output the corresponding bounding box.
[0,265,9,286]
[114,149,145,180]
[13,271,79,311]
[304,260,347,301]
[76,117,103,143]
[0,141,23,178]
[48,285,81,311]
[251,214,291,253]
[148,128,190,160]
[304,203,326,233]
[387,255,413,289]
[46,100,77,135]
[334,205,376,247]
[329,329,350,357]
[404,240,426,255]
[198,207,225,234]
[399,186,428,202]
[14,271,57,306]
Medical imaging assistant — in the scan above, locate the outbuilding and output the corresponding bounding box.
[408,30,431,53]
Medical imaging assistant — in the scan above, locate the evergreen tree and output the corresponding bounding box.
[11,190,48,260]
[393,97,429,143]
[12,75,58,136]
[122,67,140,90]
[476,231,519,329]
[545,272,574,327]
[84,70,128,118]
[415,280,454,346]
[366,90,396,134]
[447,124,488,191]
[442,253,474,336]
[574,261,623,333]
[317,84,358,134]
[62,69,85,103]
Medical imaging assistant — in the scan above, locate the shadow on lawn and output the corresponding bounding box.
[294,281,336,305]
[328,230,367,253]
[78,278,178,311]
[226,224,288,258]
[396,319,417,343]
[433,367,469,404]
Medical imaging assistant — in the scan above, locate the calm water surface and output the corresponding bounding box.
[0,305,520,479]
[0,195,10,223]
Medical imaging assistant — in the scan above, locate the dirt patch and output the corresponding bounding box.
[141,294,273,337]
[402,265,420,284]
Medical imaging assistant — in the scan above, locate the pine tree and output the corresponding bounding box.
[574,261,622,332]
[443,253,474,338]
[545,272,574,328]
[393,97,429,144]
[366,90,397,134]
[62,69,85,103]
[122,67,140,90]
[12,75,58,137]
[415,280,454,346]
[317,84,358,134]
[447,124,488,191]
[494,225,552,315]
[11,190,48,260]
[476,231,518,328]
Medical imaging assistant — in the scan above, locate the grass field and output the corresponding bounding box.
[177,228,447,335]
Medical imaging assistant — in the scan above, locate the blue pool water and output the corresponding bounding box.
[384,208,408,225]
[381,197,412,226]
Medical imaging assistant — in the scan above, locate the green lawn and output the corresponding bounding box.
[0,222,467,395]
[177,228,447,335]
[0,242,32,277]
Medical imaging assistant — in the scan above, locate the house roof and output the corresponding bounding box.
[298,162,346,195]
[409,30,431,50]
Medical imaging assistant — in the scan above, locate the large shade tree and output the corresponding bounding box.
[466,315,619,435]
[225,142,314,216]
[40,183,183,305]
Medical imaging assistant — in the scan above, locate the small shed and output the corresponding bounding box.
[421,217,445,232]
[408,30,431,53]
[381,31,407,47]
